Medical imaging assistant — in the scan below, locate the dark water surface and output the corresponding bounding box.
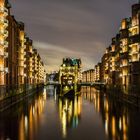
[0,86,140,140]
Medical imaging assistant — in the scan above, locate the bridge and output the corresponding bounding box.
[79,82,105,86]
[45,81,60,86]
[45,81,105,86]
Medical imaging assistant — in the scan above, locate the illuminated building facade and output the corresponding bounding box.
[82,69,95,83]
[7,15,19,89]
[82,71,87,82]
[119,18,130,92]
[18,22,26,85]
[25,37,33,85]
[59,58,82,92]
[33,49,38,85]
[101,48,110,84]
[102,2,140,93]
[38,56,45,84]
[83,1,140,94]
[32,49,46,85]
[129,3,140,93]
[0,0,9,86]
[95,63,101,82]
[82,63,101,83]
[0,0,46,100]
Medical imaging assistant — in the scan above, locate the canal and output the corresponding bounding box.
[0,86,140,140]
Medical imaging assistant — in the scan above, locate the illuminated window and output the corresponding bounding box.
[131,28,139,35]
[121,20,126,29]
[122,39,128,46]
[132,54,139,62]
[111,45,115,52]
[132,16,139,27]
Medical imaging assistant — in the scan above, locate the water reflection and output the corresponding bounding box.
[0,86,140,140]
[82,86,100,112]
[0,89,46,140]
[81,86,139,140]
[58,95,82,138]
[18,91,46,140]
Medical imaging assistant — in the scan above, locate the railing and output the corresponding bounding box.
[0,84,44,101]
[113,92,140,107]
[0,83,44,111]
[80,82,105,86]
[46,81,60,85]
[108,87,140,107]
[122,93,140,107]
[0,84,24,100]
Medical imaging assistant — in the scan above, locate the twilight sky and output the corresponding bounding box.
[11,0,137,72]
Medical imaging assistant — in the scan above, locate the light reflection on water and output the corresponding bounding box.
[18,91,46,140]
[58,95,82,138]
[81,86,139,140]
[0,86,140,140]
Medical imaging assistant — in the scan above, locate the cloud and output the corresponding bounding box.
[34,41,94,72]
[11,0,137,72]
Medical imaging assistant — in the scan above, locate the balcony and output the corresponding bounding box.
[4,41,8,48]
[0,7,8,16]
[0,7,4,13]
[0,40,8,48]
[0,67,8,73]
[0,18,4,24]
[4,52,8,58]
[0,18,8,26]
[0,30,4,36]
[0,41,4,47]
[18,56,24,60]
[0,31,8,39]
[129,24,139,32]
[0,67,4,72]
[4,19,8,27]
[4,8,8,16]
[5,67,8,73]
[18,60,24,66]
[0,51,4,57]
[4,30,8,37]
[18,51,24,55]
[29,59,32,62]
[0,51,8,58]
[29,64,32,67]
[29,68,33,72]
